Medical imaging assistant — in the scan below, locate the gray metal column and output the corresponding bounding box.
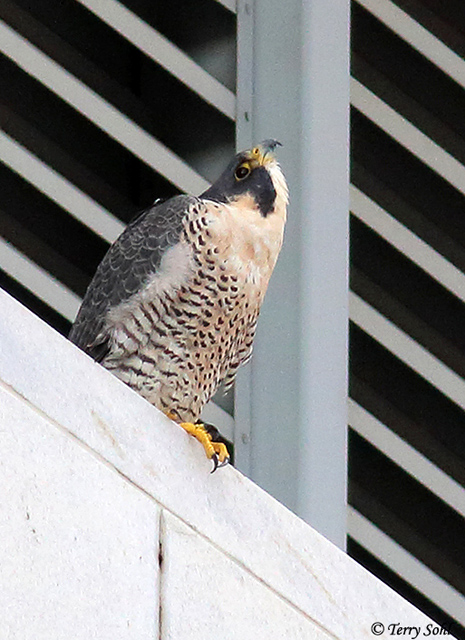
[235,0,350,549]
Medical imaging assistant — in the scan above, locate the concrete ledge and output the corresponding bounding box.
[0,289,437,639]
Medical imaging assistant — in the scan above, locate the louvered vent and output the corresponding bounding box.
[350,0,465,635]
[0,0,235,335]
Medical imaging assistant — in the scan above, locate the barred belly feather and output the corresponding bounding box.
[101,198,278,423]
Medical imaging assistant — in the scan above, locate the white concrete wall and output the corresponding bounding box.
[0,289,441,639]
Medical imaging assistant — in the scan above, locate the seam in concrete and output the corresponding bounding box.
[158,509,165,640]
[0,376,338,639]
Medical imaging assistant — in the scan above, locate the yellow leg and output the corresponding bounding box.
[179,421,230,472]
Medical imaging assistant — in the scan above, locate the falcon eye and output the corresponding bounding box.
[235,164,251,181]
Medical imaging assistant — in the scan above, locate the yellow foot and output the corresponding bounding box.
[179,421,230,473]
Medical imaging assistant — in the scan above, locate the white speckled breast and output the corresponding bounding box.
[102,161,288,423]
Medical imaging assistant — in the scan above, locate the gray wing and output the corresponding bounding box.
[69,194,197,360]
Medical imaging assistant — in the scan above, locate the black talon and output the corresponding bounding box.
[218,456,230,469]
[210,454,230,473]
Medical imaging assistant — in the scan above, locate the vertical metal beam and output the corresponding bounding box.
[235,0,350,549]
[298,0,350,548]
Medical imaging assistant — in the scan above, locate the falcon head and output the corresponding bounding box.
[201,140,288,218]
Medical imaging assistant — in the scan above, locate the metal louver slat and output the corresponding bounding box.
[350,185,465,303]
[349,400,465,517]
[350,292,465,411]
[214,0,236,13]
[348,507,465,626]
[0,18,210,197]
[355,0,465,89]
[75,0,236,120]
[0,129,124,243]
[351,78,465,197]
[0,238,81,321]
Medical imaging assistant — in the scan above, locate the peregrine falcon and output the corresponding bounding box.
[69,140,288,470]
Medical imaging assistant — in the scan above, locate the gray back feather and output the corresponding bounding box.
[69,194,197,358]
